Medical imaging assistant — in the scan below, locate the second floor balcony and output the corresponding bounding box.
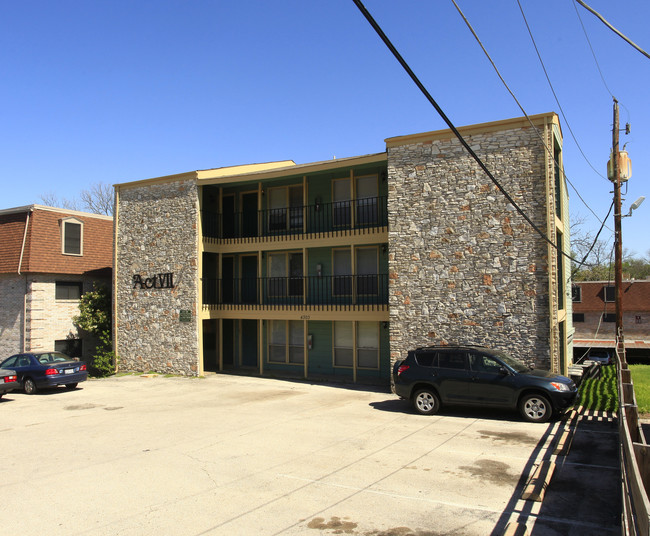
[202,274,389,310]
[202,196,388,241]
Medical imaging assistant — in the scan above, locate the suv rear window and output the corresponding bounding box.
[438,351,467,370]
[415,351,437,367]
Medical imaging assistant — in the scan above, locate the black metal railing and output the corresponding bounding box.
[202,274,389,307]
[202,196,388,239]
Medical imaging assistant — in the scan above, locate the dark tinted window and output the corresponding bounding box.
[415,351,437,367]
[438,351,467,370]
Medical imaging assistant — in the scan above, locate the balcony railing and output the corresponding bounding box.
[202,274,389,307]
[202,196,387,239]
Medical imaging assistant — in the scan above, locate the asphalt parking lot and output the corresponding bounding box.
[1,374,620,535]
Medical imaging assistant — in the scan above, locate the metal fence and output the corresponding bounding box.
[202,274,389,308]
[202,196,388,239]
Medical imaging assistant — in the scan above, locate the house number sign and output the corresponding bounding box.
[132,273,175,290]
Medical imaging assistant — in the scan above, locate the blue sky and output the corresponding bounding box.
[2,0,649,257]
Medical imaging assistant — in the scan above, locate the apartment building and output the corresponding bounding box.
[114,112,572,383]
[0,205,113,359]
[572,279,650,357]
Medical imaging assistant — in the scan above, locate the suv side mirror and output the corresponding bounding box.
[498,366,509,375]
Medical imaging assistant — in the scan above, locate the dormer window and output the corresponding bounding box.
[61,218,83,256]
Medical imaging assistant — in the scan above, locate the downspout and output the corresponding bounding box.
[19,208,32,352]
[113,187,119,373]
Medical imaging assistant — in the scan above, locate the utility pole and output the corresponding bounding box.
[612,98,625,364]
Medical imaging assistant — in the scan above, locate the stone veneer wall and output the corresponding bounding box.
[116,180,199,375]
[388,125,554,369]
[0,274,25,356]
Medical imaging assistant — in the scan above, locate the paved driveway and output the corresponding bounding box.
[0,374,616,535]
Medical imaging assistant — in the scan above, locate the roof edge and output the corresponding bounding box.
[0,204,113,221]
[385,112,560,148]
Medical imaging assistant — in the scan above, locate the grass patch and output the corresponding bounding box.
[577,364,618,412]
[629,365,650,415]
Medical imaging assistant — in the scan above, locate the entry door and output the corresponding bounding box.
[222,319,235,366]
[241,192,258,237]
[222,257,235,303]
[202,320,218,372]
[241,256,258,304]
[241,320,258,367]
[222,195,235,238]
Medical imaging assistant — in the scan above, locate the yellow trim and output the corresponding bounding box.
[114,154,386,191]
[113,188,120,373]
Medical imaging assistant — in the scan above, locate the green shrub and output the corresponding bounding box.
[73,284,117,377]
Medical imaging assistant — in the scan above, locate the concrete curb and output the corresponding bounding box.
[521,460,555,501]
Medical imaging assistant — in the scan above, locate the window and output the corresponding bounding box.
[438,351,467,370]
[469,354,501,373]
[356,175,379,226]
[604,285,615,302]
[333,322,380,369]
[573,313,585,323]
[333,249,352,296]
[333,179,351,227]
[61,218,83,255]
[333,321,353,367]
[268,186,303,232]
[356,247,378,296]
[268,320,304,364]
[55,281,83,300]
[268,252,303,298]
[55,339,82,358]
[602,313,616,323]
[571,285,582,302]
[415,351,437,367]
[357,322,379,369]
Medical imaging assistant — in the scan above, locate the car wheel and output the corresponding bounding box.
[24,378,37,395]
[519,394,552,423]
[413,389,440,415]
[65,383,78,390]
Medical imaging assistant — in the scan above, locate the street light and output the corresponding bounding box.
[623,196,645,218]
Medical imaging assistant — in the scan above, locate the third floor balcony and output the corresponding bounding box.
[202,196,388,242]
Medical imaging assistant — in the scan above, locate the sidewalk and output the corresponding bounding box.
[503,406,621,535]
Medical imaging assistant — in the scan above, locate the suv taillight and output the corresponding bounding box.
[397,364,409,376]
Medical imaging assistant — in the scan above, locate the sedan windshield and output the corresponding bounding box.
[490,350,529,373]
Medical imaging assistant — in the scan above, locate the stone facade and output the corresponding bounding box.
[115,179,200,375]
[0,274,25,357]
[387,122,560,369]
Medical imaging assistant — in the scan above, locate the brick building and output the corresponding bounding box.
[114,112,573,382]
[0,205,113,360]
[572,279,650,357]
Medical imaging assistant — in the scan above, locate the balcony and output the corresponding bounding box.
[202,196,388,241]
[202,274,389,310]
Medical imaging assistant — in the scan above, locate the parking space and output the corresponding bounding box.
[0,374,613,535]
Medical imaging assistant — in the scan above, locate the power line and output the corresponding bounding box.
[516,0,609,182]
[575,0,650,60]
[571,0,615,98]
[351,0,584,266]
[450,0,612,235]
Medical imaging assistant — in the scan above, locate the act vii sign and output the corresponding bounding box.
[132,273,175,290]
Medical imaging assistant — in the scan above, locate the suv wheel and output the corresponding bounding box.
[413,389,440,416]
[519,394,552,423]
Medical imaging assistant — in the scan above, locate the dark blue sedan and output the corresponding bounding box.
[0,352,87,394]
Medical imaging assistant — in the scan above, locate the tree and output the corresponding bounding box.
[72,284,116,377]
[571,215,650,280]
[40,181,114,216]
